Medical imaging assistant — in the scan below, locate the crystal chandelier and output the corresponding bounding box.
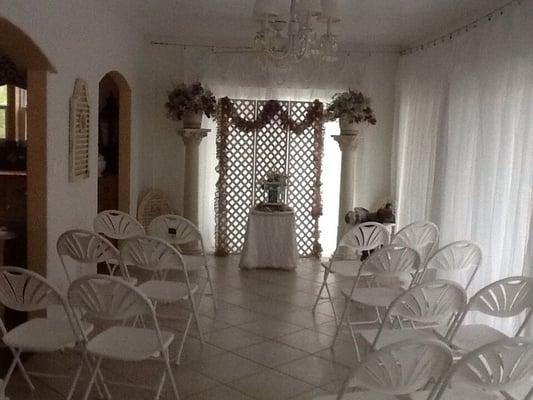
[252,0,341,64]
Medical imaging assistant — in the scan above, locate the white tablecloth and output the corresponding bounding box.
[239,209,298,270]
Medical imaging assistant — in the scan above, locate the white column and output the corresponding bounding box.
[177,128,209,252]
[332,133,361,240]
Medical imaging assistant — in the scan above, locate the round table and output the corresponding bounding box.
[239,208,298,270]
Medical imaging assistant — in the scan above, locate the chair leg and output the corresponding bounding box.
[175,314,193,365]
[82,356,103,400]
[4,348,34,391]
[312,270,329,313]
[162,351,180,400]
[347,319,362,362]
[324,280,338,324]
[189,295,204,345]
[154,367,167,400]
[331,297,351,348]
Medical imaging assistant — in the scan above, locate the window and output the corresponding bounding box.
[0,85,6,139]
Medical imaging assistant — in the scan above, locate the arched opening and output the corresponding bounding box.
[97,71,131,213]
[0,17,55,277]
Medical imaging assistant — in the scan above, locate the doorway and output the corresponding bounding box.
[97,71,131,213]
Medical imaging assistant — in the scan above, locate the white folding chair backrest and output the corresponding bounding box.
[0,266,65,313]
[68,274,153,322]
[121,236,188,279]
[148,214,204,250]
[422,241,482,289]
[356,245,421,285]
[57,229,126,283]
[93,210,145,240]
[343,339,452,396]
[338,222,390,254]
[373,280,467,349]
[391,221,439,265]
[451,276,533,339]
[433,337,533,399]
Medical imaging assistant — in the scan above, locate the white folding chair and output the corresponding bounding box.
[347,280,466,361]
[391,220,439,266]
[148,214,216,309]
[0,266,98,400]
[68,274,180,400]
[425,337,533,400]
[331,245,421,350]
[417,241,482,290]
[314,339,453,400]
[313,222,390,322]
[93,210,145,241]
[57,229,132,285]
[444,276,533,353]
[121,235,204,364]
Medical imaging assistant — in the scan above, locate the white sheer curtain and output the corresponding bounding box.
[393,1,533,334]
[183,48,364,254]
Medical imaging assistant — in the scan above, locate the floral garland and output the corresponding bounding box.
[215,98,324,258]
[217,96,325,135]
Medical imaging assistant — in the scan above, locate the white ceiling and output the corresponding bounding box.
[104,0,510,49]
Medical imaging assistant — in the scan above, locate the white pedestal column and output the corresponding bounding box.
[177,128,210,253]
[332,133,361,240]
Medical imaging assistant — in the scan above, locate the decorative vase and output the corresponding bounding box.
[339,116,359,135]
[182,111,203,129]
[98,154,106,177]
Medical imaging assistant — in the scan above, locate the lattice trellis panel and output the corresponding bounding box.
[216,99,323,257]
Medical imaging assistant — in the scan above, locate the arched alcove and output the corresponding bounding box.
[98,71,131,212]
[0,17,55,276]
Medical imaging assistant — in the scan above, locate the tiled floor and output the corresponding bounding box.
[5,256,364,400]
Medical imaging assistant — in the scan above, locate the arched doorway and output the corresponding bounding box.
[0,17,55,275]
[97,71,131,213]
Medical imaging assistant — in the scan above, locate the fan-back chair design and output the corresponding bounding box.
[93,210,145,240]
[68,275,180,400]
[391,220,439,266]
[121,235,204,363]
[148,214,216,309]
[313,222,390,322]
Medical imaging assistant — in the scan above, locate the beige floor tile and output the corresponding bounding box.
[234,340,308,367]
[190,352,266,383]
[177,336,226,365]
[204,326,266,351]
[314,340,362,368]
[278,309,333,329]
[277,329,333,353]
[276,355,350,386]
[289,387,330,399]
[186,385,255,400]
[237,318,303,339]
[229,369,314,400]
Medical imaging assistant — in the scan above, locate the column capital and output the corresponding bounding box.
[332,134,360,152]
[177,128,210,147]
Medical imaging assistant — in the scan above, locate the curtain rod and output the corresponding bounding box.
[401,0,522,56]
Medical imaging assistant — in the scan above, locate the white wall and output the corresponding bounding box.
[0,0,147,286]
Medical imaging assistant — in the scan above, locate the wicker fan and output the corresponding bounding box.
[137,189,174,230]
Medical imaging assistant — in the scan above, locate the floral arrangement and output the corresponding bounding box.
[326,90,377,125]
[217,97,324,135]
[165,81,217,121]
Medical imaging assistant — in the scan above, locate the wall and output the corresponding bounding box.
[0,0,147,286]
[141,45,399,249]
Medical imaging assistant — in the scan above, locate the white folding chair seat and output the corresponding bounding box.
[68,274,180,400]
[149,214,216,308]
[443,276,533,353]
[121,235,205,364]
[391,221,439,266]
[3,318,92,352]
[138,280,198,303]
[314,339,452,400]
[313,222,390,322]
[347,280,467,360]
[0,267,101,400]
[332,245,421,350]
[86,326,174,361]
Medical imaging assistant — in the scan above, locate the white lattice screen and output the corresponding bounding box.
[216,99,323,257]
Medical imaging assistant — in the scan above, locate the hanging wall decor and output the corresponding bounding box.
[69,78,90,181]
[215,97,325,257]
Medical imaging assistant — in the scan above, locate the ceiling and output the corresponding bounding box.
[104,0,511,50]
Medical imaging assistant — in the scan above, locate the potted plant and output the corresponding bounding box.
[165,81,217,129]
[326,89,376,134]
